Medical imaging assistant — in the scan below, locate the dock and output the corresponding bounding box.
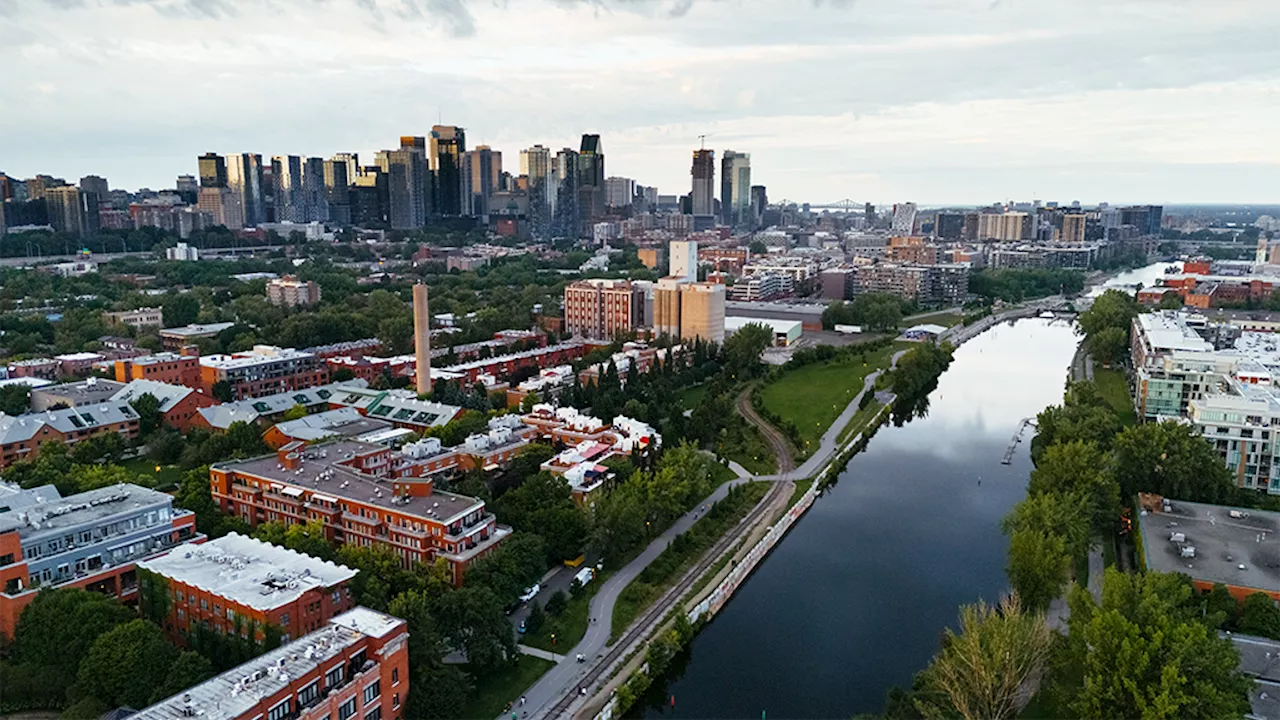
[1001,417,1037,465]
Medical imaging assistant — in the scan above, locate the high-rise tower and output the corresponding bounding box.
[198,153,227,188]
[429,126,465,216]
[691,149,715,217]
[721,151,751,228]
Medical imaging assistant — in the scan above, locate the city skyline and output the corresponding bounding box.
[2,0,1278,204]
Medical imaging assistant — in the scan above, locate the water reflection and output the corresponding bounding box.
[1089,260,1182,297]
[634,318,1081,719]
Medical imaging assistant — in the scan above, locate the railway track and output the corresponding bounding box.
[542,482,788,719]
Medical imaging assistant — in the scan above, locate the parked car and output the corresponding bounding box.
[520,583,541,603]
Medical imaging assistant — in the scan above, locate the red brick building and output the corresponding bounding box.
[130,607,408,720]
[0,403,140,469]
[200,346,330,400]
[115,351,203,389]
[138,533,357,644]
[210,440,510,585]
[111,378,218,432]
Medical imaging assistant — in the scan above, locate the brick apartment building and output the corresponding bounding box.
[115,351,203,388]
[201,346,330,400]
[111,378,219,432]
[102,306,164,330]
[0,403,140,468]
[159,322,236,351]
[131,607,408,720]
[138,532,357,644]
[0,483,202,639]
[266,276,322,308]
[210,440,510,584]
[563,278,644,340]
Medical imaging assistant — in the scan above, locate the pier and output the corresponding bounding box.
[1001,417,1037,464]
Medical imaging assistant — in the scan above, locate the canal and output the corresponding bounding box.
[632,316,1083,719]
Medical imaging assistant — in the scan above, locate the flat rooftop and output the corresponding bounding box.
[1139,498,1280,593]
[1138,312,1214,353]
[161,322,235,337]
[131,607,402,720]
[33,378,125,404]
[218,440,485,524]
[137,532,356,610]
[0,483,172,539]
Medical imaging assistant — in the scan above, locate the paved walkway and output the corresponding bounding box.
[517,645,561,662]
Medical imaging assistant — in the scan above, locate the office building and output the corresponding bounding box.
[376,149,427,230]
[198,152,227,188]
[198,186,245,230]
[750,185,768,229]
[103,306,164,330]
[606,176,635,209]
[429,125,465,216]
[200,346,329,400]
[272,156,305,223]
[44,186,99,238]
[563,279,644,340]
[720,151,751,228]
[551,148,580,238]
[226,153,266,226]
[210,439,510,583]
[461,145,501,218]
[137,532,357,643]
[669,239,698,281]
[691,149,715,217]
[680,282,726,345]
[578,134,605,228]
[521,144,553,238]
[935,212,965,240]
[0,483,202,640]
[351,167,389,227]
[78,175,108,200]
[303,157,329,223]
[266,276,322,307]
[130,607,408,720]
[0,403,140,469]
[325,155,354,226]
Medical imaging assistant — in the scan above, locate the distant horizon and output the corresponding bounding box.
[2,0,1277,204]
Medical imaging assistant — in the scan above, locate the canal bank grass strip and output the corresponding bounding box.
[1093,367,1137,426]
[610,482,771,642]
[837,399,884,447]
[757,343,899,457]
[458,655,554,720]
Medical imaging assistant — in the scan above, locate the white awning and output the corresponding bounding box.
[281,487,305,498]
[309,493,338,504]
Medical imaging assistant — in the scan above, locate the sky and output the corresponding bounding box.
[1,0,1278,205]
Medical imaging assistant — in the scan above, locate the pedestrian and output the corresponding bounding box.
[520,696,526,707]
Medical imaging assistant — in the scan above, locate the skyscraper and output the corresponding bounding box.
[429,125,465,216]
[225,154,265,226]
[198,153,227,188]
[324,155,354,226]
[720,151,751,228]
[551,149,579,238]
[44,186,99,238]
[399,137,434,218]
[78,175,109,201]
[302,157,329,223]
[462,145,501,218]
[197,186,245,230]
[691,149,715,217]
[521,145,553,239]
[376,148,428,230]
[891,202,918,235]
[578,134,605,229]
[605,177,635,209]
[750,185,768,229]
[271,156,304,223]
[351,166,389,227]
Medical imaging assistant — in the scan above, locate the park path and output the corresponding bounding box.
[735,386,796,474]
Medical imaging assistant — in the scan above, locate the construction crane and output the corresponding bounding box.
[697,134,707,150]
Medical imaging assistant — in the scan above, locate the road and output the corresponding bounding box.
[735,387,796,474]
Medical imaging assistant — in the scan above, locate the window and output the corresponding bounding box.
[339,698,357,720]
[392,693,399,710]
[326,665,344,689]
[391,668,399,686]
[280,613,290,625]
[363,680,380,704]
[332,590,342,604]
[268,699,292,720]
[363,708,381,720]
[299,681,319,708]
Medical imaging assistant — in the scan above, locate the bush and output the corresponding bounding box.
[545,590,568,616]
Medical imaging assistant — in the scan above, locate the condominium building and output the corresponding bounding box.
[200,346,329,401]
[742,257,815,284]
[103,306,164,330]
[0,483,202,639]
[198,186,246,230]
[44,186,99,238]
[30,378,126,411]
[728,274,792,302]
[116,351,203,388]
[563,279,644,340]
[210,439,510,584]
[266,276,322,308]
[0,403,140,468]
[138,533,357,643]
[131,607,408,720]
[160,322,237,351]
[669,240,697,282]
[653,277,689,337]
[111,378,219,432]
[1189,387,1280,493]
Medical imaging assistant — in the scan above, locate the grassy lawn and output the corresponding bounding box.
[610,482,770,641]
[787,479,812,508]
[710,461,739,485]
[720,421,777,475]
[901,310,964,328]
[679,384,707,410]
[519,570,611,654]
[460,655,554,719]
[1093,368,1136,425]
[121,457,184,489]
[759,344,898,455]
[836,400,883,447]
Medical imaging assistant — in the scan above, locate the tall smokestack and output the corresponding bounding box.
[413,283,432,396]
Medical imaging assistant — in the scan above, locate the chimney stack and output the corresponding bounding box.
[413,283,432,395]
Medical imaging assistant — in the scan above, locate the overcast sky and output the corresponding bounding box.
[2,0,1277,205]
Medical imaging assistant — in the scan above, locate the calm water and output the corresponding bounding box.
[633,317,1082,719]
[1090,260,1182,296]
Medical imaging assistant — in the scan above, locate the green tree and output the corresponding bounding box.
[525,599,547,634]
[590,479,647,561]
[491,471,588,563]
[1238,592,1280,639]
[915,594,1053,720]
[465,533,547,605]
[1030,381,1122,464]
[132,392,164,435]
[255,519,334,560]
[1077,289,1138,341]
[0,383,31,415]
[1199,583,1240,630]
[1002,491,1091,562]
[211,379,234,402]
[388,590,471,720]
[1087,325,1130,366]
[76,619,179,709]
[1111,421,1235,503]
[1004,527,1070,611]
[1026,440,1120,531]
[150,651,216,704]
[432,586,516,669]
[281,403,309,421]
[544,589,568,616]
[1065,569,1252,720]
[162,293,201,327]
[721,322,772,379]
[1158,292,1183,310]
[12,588,133,679]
